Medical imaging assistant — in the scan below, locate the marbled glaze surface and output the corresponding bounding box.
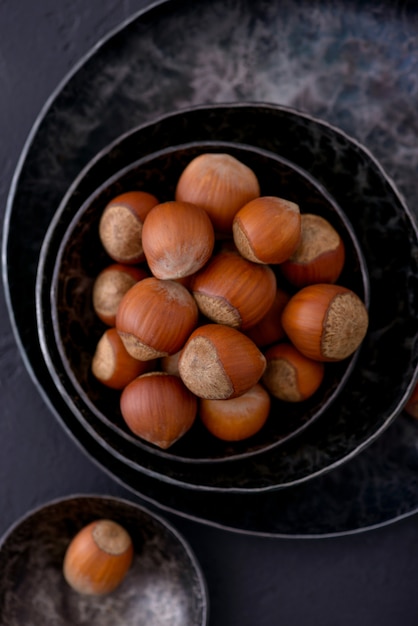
[0,495,208,626]
[3,0,418,532]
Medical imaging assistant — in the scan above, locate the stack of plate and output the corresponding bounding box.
[3,0,418,536]
[35,101,415,495]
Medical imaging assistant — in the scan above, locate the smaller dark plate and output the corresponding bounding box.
[0,494,209,626]
[41,140,369,467]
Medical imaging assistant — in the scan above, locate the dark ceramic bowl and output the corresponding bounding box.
[39,140,369,467]
[0,494,208,626]
[34,103,417,496]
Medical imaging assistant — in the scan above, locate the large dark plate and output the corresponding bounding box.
[2,0,418,533]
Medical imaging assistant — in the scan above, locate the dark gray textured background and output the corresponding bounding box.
[1,1,418,624]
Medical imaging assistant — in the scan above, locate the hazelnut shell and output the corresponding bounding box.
[232,196,301,264]
[92,263,149,326]
[91,328,155,389]
[99,190,159,264]
[199,383,271,441]
[191,250,277,330]
[178,323,266,400]
[63,519,134,595]
[280,213,346,287]
[120,372,197,448]
[142,200,215,279]
[175,152,260,234]
[262,342,325,402]
[281,283,369,362]
[116,277,199,360]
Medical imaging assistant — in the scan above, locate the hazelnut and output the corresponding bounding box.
[262,342,325,401]
[199,383,271,441]
[99,190,159,264]
[191,250,277,330]
[280,213,346,287]
[244,287,290,347]
[63,519,133,595]
[116,277,199,360]
[281,283,369,361]
[91,328,155,389]
[232,196,301,264]
[92,263,149,326]
[175,152,260,234]
[120,372,197,448]
[178,323,266,400]
[142,200,215,279]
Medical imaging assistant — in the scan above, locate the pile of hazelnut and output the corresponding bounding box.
[90,153,369,450]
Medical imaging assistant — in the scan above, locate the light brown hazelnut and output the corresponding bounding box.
[281,283,369,361]
[191,250,277,330]
[116,277,199,360]
[178,323,266,400]
[142,200,215,279]
[232,196,301,264]
[91,328,155,389]
[63,519,133,595]
[280,213,346,287]
[99,190,159,264]
[175,152,260,234]
[120,372,197,448]
[262,342,325,401]
[92,263,149,326]
[199,383,271,441]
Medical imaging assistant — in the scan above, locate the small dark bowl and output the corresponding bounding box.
[0,494,208,626]
[41,140,369,465]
